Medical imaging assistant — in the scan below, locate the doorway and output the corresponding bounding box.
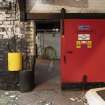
[35,21,60,85]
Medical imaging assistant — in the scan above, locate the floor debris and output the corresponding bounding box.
[0,89,88,105]
[37,100,53,105]
[69,97,76,102]
[0,60,88,105]
[69,96,88,104]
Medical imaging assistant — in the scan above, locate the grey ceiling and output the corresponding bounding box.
[26,0,88,12]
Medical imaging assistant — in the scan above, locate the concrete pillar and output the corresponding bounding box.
[25,20,36,70]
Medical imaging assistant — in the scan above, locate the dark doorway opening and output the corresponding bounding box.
[35,21,60,85]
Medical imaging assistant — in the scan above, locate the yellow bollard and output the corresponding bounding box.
[8,52,22,71]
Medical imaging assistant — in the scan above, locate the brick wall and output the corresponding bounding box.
[0,0,36,70]
[0,0,24,39]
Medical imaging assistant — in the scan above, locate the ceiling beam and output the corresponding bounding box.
[26,13,61,21]
[27,13,105,21]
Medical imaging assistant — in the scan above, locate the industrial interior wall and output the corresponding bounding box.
[36,32,60,59]
[0,0,26,71]
[27,0,105,13]
[0,0,36,91]
[0,0,24,39]
[0,0,36,70]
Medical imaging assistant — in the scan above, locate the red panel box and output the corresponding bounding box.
[61,19,105,88]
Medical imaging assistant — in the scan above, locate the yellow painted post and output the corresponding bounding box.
[8,52,22,71]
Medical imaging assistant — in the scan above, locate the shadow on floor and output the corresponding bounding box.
[34,59,60,85]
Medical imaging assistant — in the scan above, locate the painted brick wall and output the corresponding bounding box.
[0,0,36,70]
[0,0,24,39]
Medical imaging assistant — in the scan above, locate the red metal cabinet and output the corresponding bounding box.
[61,19,105,84]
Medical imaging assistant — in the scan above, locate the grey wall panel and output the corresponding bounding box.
[36,32,60,59]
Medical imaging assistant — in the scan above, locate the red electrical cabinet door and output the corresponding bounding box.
[61,19,105,84]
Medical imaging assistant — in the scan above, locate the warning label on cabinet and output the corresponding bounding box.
[78,34,90,41]
[76,34,92,48]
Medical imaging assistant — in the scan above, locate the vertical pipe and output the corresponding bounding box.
[61,8,66,36]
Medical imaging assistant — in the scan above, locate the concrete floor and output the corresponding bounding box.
[0,59,88,105]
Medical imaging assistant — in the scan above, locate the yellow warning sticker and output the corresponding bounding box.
[76,41,81,48]
[87,41,92,48]
[76,40,92,48]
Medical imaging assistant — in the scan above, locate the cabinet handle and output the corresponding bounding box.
[67,51,73,54]
[64,55,66,64]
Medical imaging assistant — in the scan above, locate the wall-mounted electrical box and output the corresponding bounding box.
[61,13,105,89]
